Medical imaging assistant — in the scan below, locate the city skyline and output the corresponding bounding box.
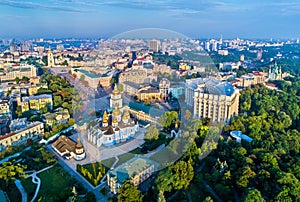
[0,0,299,39]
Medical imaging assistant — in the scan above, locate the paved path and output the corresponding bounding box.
[201,180,223,202]
[14,180,27,202]
[24,165,54,202]
[30,173,41,202]
[0,147,31,165]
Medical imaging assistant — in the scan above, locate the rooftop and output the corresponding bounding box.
[111,157,155,183]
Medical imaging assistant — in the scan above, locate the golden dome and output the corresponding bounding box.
[112,108,121,116]
[112,117,118,123]
[102,118,108,123]
[103,111,108,119]
[75,137,83,149]
[122,110,130,120]
[112,84,120,95]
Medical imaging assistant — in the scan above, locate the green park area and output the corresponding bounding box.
[22,165,89,202]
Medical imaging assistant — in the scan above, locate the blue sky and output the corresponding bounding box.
[0,0,299,39]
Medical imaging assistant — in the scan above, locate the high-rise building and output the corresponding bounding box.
[149,40,159,52]
[257,49,263,60]
[205,41,210,52]
[212,41,218,52]
[185,78,239,122]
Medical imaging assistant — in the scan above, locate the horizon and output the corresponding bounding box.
[0,0,299,39]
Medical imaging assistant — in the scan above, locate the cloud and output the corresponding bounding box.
[0,0,93,13]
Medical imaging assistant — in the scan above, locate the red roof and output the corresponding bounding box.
[265,82,277,88]
[0,132,17,140]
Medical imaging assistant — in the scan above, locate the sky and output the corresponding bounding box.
[0,0,299,39]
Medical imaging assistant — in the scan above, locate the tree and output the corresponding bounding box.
[110,77,115,85]
[68,118,75,126]
[236,166,256,188]
[117,181,143,202]
[169,160,194,190]
[84,191,96,202]
[144,125,159,140]
[54,95,63,107]
[242,188,265,202]
[15,77,20,84]
[21,76,29,82]
[117,84,124,92]
[0,162,27,187]
[184,110,192,121]
[80,75,85,81]
[155,169,174,193]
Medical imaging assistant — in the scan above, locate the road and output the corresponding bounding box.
[46,127,146,202]
[46,145,109,201]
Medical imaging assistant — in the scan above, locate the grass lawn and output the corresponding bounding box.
[114,152,135,168]
[22,165,82,202]
[101,157,116,169]
[22,177,37,200]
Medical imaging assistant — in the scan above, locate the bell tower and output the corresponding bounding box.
[110,84,122,109]
[47,50,54,67]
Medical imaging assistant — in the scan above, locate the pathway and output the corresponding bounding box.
[30,173,41,202]
[14,180,27,202]
[201,180,223,202]
[26,165,54,202]
[0,147,31,165]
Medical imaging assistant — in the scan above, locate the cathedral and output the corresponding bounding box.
[87,85,139,147]
[268,62,282,80]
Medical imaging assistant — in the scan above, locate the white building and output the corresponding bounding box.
[87,86,139,147]
[52,135,86,160]
[185,78,239,122]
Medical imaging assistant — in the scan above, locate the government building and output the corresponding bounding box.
[0,64,37,82]
[186,78,239,122]
[87,85,139,147]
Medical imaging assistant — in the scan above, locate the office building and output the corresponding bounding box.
[149,40,159,52]
[185,78,239,122]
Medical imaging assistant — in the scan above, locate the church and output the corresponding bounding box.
[87,85,139,147]
[268,62,282,80]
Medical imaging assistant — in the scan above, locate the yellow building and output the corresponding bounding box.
[19,94,53,112]
[137,86,161,102]
[179,63,191,71]
[43,108,70,126]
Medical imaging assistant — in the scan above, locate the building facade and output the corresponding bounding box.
[159,78,170,100]
[43,107,70,127]
[107,157,155,194]
[87,86,139,147]
[18,94,53,112]
[0,64,37,82]
[0,120,44,151]
[186,78,239,122]
[52,135,86,160]
[118,69,147,84]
